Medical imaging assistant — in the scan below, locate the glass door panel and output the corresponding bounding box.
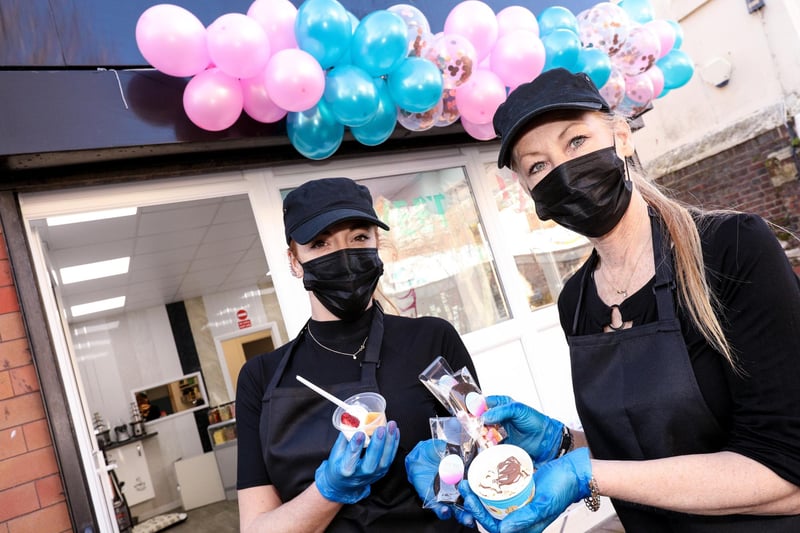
[483,162,592,310]
[361,168,509,335]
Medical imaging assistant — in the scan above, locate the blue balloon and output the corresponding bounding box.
[537,6,579,37]
[657,49,694,90]
[351,78,397,146]
[542,29,580,72]
[351,10,408,77]
[295,0,352,69]
[387,57,443,113]
[324,65,379,127]
[573,47,612,88]
[287,100,345,160]
[619,0,655,24]
[666,19,684,49]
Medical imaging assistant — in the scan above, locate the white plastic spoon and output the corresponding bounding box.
[295,375,368,420]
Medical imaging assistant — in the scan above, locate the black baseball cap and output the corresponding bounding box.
[493,68,611,169]
[283,177,389,244]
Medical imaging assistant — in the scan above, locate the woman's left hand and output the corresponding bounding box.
[458,448,593,533]
[405,439,475,527]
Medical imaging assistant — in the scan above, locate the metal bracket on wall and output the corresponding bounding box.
[746,0,765,13]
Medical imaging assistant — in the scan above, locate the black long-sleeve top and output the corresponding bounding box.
[558,212,800,486]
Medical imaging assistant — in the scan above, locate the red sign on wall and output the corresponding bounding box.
[237,309,251,329]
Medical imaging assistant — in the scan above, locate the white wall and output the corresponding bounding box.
[635,0,800,175]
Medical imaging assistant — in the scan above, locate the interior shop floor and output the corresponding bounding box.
[156,498,624,533]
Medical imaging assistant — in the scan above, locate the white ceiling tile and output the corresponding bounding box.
[194,235,258,259]
[134,228,207,254]
[137,204,217,236]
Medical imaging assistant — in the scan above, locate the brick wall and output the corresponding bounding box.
[0,228,71,532]
[657,125,800,240]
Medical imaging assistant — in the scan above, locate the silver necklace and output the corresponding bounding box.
[306,325,367,360]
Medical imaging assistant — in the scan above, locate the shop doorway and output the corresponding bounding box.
[215,324,281,400]
[20,175,284,530]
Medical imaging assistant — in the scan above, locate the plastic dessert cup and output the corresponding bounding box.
[332,392,387,445]
[467,443,535,519]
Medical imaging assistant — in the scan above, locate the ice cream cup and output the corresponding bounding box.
[467,443,535,519]
[331,392,387,445]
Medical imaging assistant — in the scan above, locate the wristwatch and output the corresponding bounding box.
[556,425,573,458]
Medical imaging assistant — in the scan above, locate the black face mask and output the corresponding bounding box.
[530,146,632,238]
[301,248,384,321]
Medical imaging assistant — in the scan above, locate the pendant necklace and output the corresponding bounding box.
[306,324,367,360]
[599,236,652,300]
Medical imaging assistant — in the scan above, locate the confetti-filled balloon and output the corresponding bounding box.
[578,2,632,56]
[611,24,660,77]
[600,67,626,109]
[424,33,477,88]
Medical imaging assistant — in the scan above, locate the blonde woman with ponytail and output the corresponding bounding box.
[422,68,800,532]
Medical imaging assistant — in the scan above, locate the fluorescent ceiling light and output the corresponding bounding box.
[71,296,126,318]
[60,257,130,284]
[46,207,137,227]
[72,321,120,336]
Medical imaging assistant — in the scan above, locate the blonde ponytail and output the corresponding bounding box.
[632,168,740,372]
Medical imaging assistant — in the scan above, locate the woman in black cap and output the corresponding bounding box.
[236,177,477,532]
[448,68,800,531]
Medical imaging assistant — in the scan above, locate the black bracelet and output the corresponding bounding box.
[556,425,573,458]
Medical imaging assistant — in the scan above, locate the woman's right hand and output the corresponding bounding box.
[314,421,400,504]
[482,396,565,464]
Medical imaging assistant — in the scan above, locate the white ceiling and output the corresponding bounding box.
[33,194,271,324]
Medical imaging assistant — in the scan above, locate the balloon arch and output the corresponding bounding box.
[135,0,693,160]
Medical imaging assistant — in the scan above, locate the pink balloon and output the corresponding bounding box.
[135,4,209,77]
[490,30,545,91]
[263,49,325,112]
[241,75,288,123]
[460,116,496,140]
[645,19,677,59]
[247,0,299,53]
[183,68,244,131]
[443,1,498,62]
[496,5,539,38]
[455,69,507,125]
[646,65,665,97]
[207,13,271,79]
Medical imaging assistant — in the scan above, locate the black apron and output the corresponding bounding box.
[260,304,453,532]
[568,212,800,531]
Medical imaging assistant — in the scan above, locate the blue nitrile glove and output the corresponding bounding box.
[315,421,400,504]
[482,395,565,464]
[459,447,593,533]
[405,439,475,528]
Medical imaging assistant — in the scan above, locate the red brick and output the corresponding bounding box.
[0,483,38,522]
[0,313,25,342]
[0,520,9,533]
[0,235,6,260]
[0,260,11,287]
[0,446,58,491]
[0,426,27,460]
[0,371,11,400]
[0,339,31,370]
[22,419,52,451]
[0,393,45,432]
[35,474,65,507]
[0,287,18,315]
[7,502,71,533]
[9,365,39,396]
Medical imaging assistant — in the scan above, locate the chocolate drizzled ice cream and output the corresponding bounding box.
[477,455,531,497]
